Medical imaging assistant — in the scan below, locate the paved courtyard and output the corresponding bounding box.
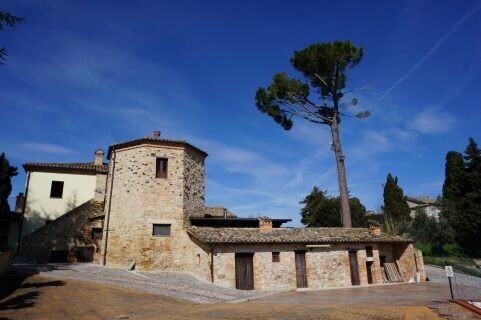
[0,263,479,319]
[10,262,281,303]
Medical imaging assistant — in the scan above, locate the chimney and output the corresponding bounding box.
[368,220,381,236]
[94,149,104,165]
[153,130,161,140]
[258,217,272,232]
[15,192,25,213]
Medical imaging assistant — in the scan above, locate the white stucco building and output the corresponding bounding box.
[406,196,440,220]
[21,150,108,238]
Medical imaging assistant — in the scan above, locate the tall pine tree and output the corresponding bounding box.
[382,173,410,234]
[0,153,18,211]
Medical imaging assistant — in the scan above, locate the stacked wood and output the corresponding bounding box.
[383,262,403,282]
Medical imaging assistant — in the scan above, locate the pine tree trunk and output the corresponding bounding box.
[330,117,352,227]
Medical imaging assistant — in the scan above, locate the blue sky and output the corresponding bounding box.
[1,0,481,225]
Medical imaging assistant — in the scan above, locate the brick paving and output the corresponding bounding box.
[3,263,480,319]
[0,274,441,320]
[11,262,286,303]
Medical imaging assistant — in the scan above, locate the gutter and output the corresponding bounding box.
[102,147,116,266]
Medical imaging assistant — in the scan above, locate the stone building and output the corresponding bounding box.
[18,131,425,290]
[406,196,440,220]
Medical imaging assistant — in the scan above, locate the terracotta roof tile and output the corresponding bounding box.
[191,206,237,218]
[23,162,108,174]
[107,137,208,159]
[188,226,412,244]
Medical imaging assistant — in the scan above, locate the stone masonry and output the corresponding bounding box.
[102,143,207,273]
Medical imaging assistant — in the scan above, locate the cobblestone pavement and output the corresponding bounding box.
[251,266,481,306]
[0,274,441,320]
[11,262,286,303]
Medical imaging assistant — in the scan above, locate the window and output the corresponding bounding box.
[272,252,280,262]
[92,228,103,240]
[50,181,64,198]
[152,224,171,236]
[156,158,168,178]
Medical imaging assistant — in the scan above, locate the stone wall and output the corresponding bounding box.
[20,200,104,263]
[394,243,426,282]
[210,243,388,290]
[183,150,205,224]
[102,144,207,272]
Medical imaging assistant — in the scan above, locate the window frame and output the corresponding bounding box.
[272,252,280,262]
[155,158,168,179]
[49,181,64,199]
[91,228,103,240]
[152,224,171,237]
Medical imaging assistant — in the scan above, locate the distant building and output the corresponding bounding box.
[406,196,440,220]
[16,131,425,290]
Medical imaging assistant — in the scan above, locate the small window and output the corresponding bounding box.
[153,224,171,236]
[92,228,103,240]
[156,158,168,178]
[50,181,64,198]
[272,252,280,262]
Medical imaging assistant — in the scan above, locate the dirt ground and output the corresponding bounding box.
[0,273,442,320]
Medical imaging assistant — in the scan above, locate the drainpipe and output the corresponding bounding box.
[102,147,116,266]
[210,245,215,283]
[16,171,31,255]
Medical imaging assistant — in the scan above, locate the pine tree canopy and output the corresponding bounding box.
[0,10,25,64]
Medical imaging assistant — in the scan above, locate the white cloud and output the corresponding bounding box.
[198,139,289,179]
[22,143,75,155]
[409,107,455,134]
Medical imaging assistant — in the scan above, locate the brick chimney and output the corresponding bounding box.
[368,220,381,236]
[15,192,25,213]
[94,149,104,165]
[153,130,161,140]
[258,217,272,231]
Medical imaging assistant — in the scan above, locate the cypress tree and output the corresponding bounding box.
[382,173,410,234]
[0,153,18,211]
[460,138,481,252]
[441,138,481,254]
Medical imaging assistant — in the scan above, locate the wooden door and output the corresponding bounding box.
[349,251,360,286]
[295,251,308,288]
[77,246,94,262]
[235,253,254,290]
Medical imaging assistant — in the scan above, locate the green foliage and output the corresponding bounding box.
[441,138,481,255]
[382,173,411,231]
[0,153,18,211]
[300,186,367,227]
[255,41,367,130]
[0,10,25,64]
[407,210,455,254]
[290,41,363,98]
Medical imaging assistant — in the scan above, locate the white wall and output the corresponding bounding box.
[22,171,97,237]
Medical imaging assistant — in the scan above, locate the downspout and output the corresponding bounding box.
[210,245,215,283]
[16,171,31,255]
[102,147,116,266]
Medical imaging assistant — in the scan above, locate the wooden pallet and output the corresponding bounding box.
[384,262,403,282]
